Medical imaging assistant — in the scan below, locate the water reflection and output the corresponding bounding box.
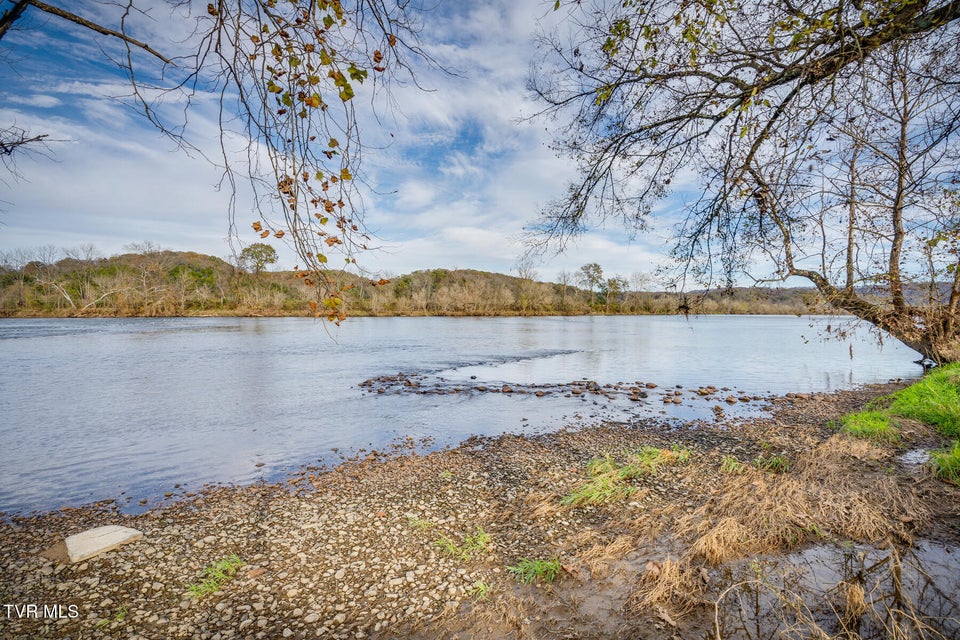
[713,542,960,639]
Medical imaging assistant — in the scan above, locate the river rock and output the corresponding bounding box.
[64,525,143,563]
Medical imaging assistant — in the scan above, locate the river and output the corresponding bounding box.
[0,315,921,514]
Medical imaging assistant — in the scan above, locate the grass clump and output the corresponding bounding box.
[562,445,692,506]
[839,410,900,443]
[929,441,960,484]
[887,363,960,436]
[434,527,491,562]
[467,580,492,600]
[507,557,562,584]
[187,554,245,598]
[720,456,746,474]
[406,515,434,531]
[753,453,790,473]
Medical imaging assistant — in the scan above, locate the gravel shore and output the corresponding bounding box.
[2,383,959,639]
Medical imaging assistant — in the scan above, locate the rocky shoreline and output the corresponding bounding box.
[1,383,959,639]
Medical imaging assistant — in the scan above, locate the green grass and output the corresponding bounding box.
[95,605,127,629]
[406,515,434,531]
[186,554,245,598]
[467,580,492,600]
[562,445,692,506]
[434,527,491,562]
[507,557,562,584]
[753,453,790,473]
[839,410,900,443]
[720,455,746,473]
[929,441,960,484]
[835,364,960,446]
[887,364,960,436]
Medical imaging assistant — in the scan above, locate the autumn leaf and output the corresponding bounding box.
[260,230,270,238]
[274,230,285,238]
[373,49,383,64]
[328,137,339,148]
[303,93,322,108]
[347,64,368,83]
[207,3,218,17]
[388,34,397,47]
[340,168,352,181]
[252,221,263,232]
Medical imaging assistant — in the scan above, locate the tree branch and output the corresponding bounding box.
[22,0,173,64]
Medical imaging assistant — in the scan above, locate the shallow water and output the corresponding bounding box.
[715,541,960,639]
[0,315,921,514]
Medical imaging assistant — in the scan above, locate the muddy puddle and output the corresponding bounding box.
[711,541,960,639]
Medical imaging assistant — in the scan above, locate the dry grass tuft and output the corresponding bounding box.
[834,579,868,631]
[687,516,754,566]
[627,556,708,615]
[566,527,602,548]
[524,490,565,519]
[579,535,636,579]
[678,438,929,566]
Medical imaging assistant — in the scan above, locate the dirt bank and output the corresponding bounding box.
[1,384,958,639]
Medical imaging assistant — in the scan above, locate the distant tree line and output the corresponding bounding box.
[0,246,827,317]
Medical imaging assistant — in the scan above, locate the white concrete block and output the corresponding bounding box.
[64,525,143,563]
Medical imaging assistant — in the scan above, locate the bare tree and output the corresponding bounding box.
[534,0,960,362]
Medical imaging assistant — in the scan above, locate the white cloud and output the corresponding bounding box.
[4,94,61,108]
[0,0,685,280]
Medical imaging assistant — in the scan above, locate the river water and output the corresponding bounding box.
[0,315,921,514]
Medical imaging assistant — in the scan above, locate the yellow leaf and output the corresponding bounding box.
[340,168,352,181]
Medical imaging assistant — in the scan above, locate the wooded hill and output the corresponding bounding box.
[0,249,829,317]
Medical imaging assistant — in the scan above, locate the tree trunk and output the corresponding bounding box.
[922,334,960,365]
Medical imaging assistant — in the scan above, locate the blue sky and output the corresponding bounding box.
[0,0,680,284]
